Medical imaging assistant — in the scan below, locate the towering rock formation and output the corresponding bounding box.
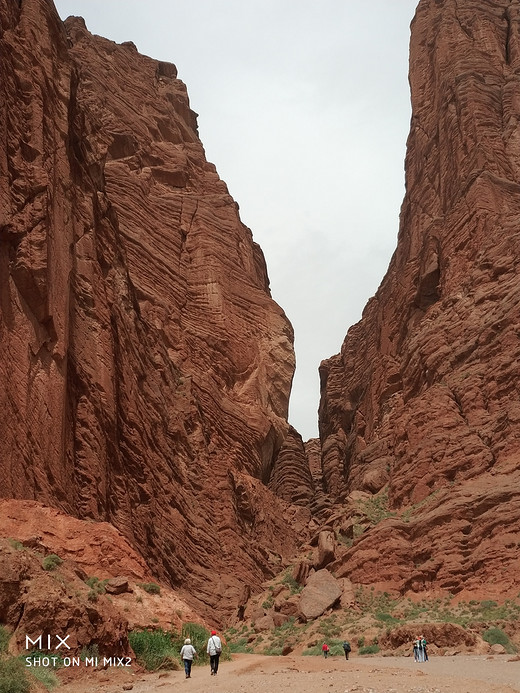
[0,0,303,621]
[319,0,520,596]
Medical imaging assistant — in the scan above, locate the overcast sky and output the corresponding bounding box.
[54,0,418,440]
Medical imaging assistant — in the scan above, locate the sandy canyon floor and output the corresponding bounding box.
[57,653,520,693]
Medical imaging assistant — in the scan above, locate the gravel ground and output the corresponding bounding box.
[57,653,520,693]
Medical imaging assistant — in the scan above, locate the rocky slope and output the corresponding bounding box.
[0,499,204,652]
[318,0,520,597]
[0,0,309,623]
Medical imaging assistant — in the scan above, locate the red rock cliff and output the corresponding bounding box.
[319,0,520,596]
[0,0,301,621]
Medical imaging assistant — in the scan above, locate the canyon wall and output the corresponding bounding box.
[319,0,520,596]
[0,0,305,621]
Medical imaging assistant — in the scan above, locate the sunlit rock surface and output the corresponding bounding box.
[318,0,520,597]
[0,0,305,622]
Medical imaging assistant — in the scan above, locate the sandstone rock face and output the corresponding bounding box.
[379,622,477,650]
[0,537,130,656]
[318,0,520,596]
[268,426,315,507]
[0,500,152,580]
[0,0,304,622]
[104,577,131,595]
[298,568,342,621]
[316,530,335,569]
[0,499,203,634]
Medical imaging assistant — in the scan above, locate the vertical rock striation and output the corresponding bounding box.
[0,0,302,620]
[319,0,520,596]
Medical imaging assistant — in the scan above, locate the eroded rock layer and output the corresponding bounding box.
[319,0,520,595]
[0,0,302,621]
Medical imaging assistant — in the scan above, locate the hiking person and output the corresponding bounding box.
[180,638,197,679]
[322,642,330,658]
[420,635,428,661]
[207,630,222,675]
[413,636,420,662]
[342,640,351,660]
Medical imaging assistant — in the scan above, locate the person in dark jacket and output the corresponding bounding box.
[342,640,351,660]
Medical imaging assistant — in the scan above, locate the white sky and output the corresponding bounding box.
[54,0,418,440]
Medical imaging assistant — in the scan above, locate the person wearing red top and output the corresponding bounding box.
[322,642,330,658]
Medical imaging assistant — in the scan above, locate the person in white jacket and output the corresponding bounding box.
[206,630,222,675]
[180,638,197,679]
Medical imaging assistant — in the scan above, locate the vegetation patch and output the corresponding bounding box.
[227,637,253,654]
[29,666,59,690]
[85,576,108,603]
[7,539,24,551]
[128,629,179,671]
[302,638,345,656]
[359,644,380,655]
[280,570,303,595]
[482,627,517,654]
[359,488,396,526]
[375,611,400,625]
[223,587,520,658]
[0,657,31,693]
[262,645,284,656]
[318,616,342,639]
[42,554,63,571]
[138,582,161,595]
[80,644,99,661]
[0,627,10,655]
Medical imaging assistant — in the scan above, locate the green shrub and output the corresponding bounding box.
[359,644,380,655]
[0,657,31,693]
[128,629,179,671]
[227,637,252,654]
[138,582,161,595]
[359,488,396,525]
[29,666,59,690]
[262,645,283,656]
[318,623,341,638]
[280,572,303,595]
[481,600,498,609]
[375,611,399,624]
[482,628,517,654]
[7,539,23,551]
[42,554,63,571]
[80,644,99,661]
[85,577,107,593]
[0,626,10,654]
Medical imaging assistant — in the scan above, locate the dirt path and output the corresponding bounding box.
[57,653,520,693]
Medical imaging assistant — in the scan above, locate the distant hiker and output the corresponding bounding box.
[413,636,425,662]
[420,635,428,661]
[413,637,420,662]
[207,630,222,675]
[180,638,197,679]
[322,642,330,658]
[342,640,351,660]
